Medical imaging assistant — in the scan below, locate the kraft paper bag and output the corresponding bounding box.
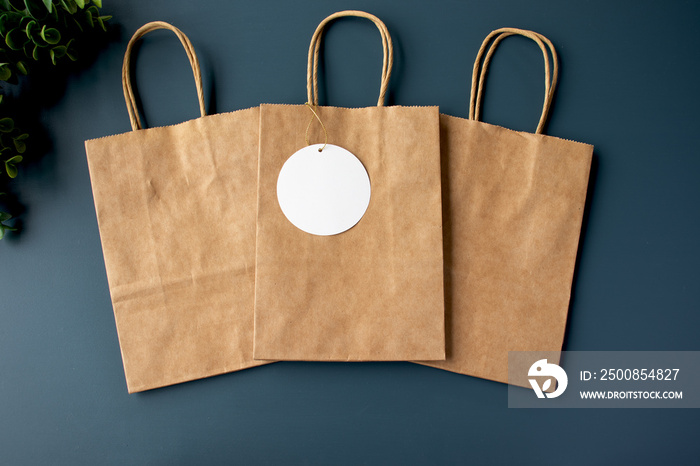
[416,28,593,385]
[254,11,445,361]
[85,22,267,393]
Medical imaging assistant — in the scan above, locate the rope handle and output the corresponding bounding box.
[307,10,393,107]
[469,27,558,134]
[122,21,206,131]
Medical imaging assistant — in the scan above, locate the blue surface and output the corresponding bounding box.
[1,1,699,464]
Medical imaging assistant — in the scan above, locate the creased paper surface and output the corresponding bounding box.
[415,115,593,386]
[254,104,445,361]
[85,108,268,393]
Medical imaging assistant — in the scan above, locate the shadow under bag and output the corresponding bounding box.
[85,22,267,393]
[416,28,593,386]
[253,11,445,361]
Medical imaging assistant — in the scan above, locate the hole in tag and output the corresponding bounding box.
[277,143,371,236]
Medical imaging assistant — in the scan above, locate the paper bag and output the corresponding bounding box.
[417,28,593,385]
[85,22,267,393]
[254,11,445,361]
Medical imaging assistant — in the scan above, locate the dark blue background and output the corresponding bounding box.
[2,0,699,464]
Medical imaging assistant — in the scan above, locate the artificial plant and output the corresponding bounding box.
[0,0,110,238]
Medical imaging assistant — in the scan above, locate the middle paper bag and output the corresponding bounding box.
[253,10,445,361]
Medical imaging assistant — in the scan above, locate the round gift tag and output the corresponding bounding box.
[277,143,371,236]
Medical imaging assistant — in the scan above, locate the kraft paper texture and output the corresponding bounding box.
[254,104,446,361]
[84,19,270,393]
[415,28,593,386]
[85,108,268,392]
[416,116,592,384]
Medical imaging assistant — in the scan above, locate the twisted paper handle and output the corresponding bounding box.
[122,21,206,131]
[469,27,558,134]
[306,10,394,107]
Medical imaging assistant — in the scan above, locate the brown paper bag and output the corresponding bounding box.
[417,28,593,385]
[253,11,445,361]
[85,22,267,393]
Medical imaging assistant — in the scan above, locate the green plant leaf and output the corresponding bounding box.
[22,39,33,58]
[48,3,57,21]
[0,1,11,12]
[0,117,14,132]
[71,16,83,32]
[0,217,16,238]
[0,62,11,81]
[29,29,44,46]
[49,44,65,64]
[0,211,11,222]
[25,19,37,36]
[75,0,85,8]
[13,136,26,153]
[85,5,98,27]
[59,0,77,15]
[24,0,49,20]
[65,37,77,60]
[92,0,102,7]
[5,155,22,179]
[40,25,60,44]
[41,0,52,13]
[96,15,106,31]
[32,43,52,62]
[5,28,30,50]
[15,59,27,74]
[0,12,23,33]
[19,16,32,30]
[5,160,18,178]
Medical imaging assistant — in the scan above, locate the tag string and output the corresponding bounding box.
[304,102,328,152]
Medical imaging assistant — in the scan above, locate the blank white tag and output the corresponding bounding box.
[277,143,371,236]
